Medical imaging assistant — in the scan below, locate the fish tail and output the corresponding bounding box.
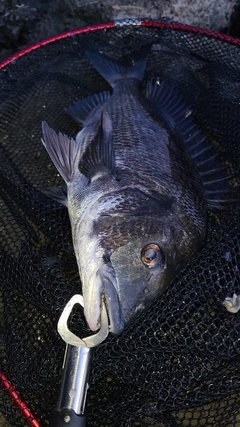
[86,50,147,87]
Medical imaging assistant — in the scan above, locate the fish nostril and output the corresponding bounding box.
[103,254,111,263]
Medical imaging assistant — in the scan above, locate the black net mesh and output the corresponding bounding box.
[0,19,240,426]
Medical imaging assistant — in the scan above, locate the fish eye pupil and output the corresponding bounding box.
[145,248,156,261]
[141,243,164,268]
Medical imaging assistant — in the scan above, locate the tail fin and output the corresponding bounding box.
[86,50,147,87]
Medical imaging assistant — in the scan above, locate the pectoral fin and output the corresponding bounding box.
[41,185,68,206]
[42,121,81,183]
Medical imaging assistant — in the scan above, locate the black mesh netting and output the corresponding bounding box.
[0,18,240,426]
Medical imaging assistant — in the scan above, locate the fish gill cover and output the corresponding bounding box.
[0,19,240,426]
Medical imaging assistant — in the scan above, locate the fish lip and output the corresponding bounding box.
[84,266,125,335]
[103,279,125,335]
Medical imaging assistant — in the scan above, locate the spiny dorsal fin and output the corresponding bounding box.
[66,91,111,125]
[42,121,81,183]
[79,110,116,182]
[147,80,235,210]
[86,50,147,87]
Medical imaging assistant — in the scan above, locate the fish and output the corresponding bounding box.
[41,50,232,334]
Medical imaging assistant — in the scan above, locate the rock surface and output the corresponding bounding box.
[0,0,239,63]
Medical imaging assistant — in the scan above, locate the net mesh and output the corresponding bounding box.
[0,19,240,426]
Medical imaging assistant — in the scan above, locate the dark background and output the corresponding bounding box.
[1,0,240,64]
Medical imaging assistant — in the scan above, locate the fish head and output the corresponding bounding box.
[104,216,204,329]
[76,188,205,335]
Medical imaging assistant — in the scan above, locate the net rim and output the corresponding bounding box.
[0,18,240,71]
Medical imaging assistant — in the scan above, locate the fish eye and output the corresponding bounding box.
[141,243,164,268]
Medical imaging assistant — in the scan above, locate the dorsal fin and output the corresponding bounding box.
[79,110,116,182]
[86,50,147,87]
[66,91,111,125]
[147,80,235,209]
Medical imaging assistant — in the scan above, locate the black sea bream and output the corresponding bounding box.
[42,50,231,334]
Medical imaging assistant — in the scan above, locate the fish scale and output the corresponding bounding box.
[108,81,171,174]
[97,78,207,230]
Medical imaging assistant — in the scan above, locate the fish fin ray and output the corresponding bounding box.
[199,166,228,177]
[66,91,111,125]
[42,121,80,183]
[86,50,147,86]
[79,111,116,181]
[203,175,234,186]
[40,185,68,206]
[207,195,239,210]
[147,80,237,209]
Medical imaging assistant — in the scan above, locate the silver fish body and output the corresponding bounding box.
[42,51,229,334]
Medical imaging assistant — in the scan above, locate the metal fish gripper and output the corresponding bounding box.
[50,294,109,427]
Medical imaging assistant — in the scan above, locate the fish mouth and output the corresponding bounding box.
[84,264,125,335]
[103,277,125,334]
